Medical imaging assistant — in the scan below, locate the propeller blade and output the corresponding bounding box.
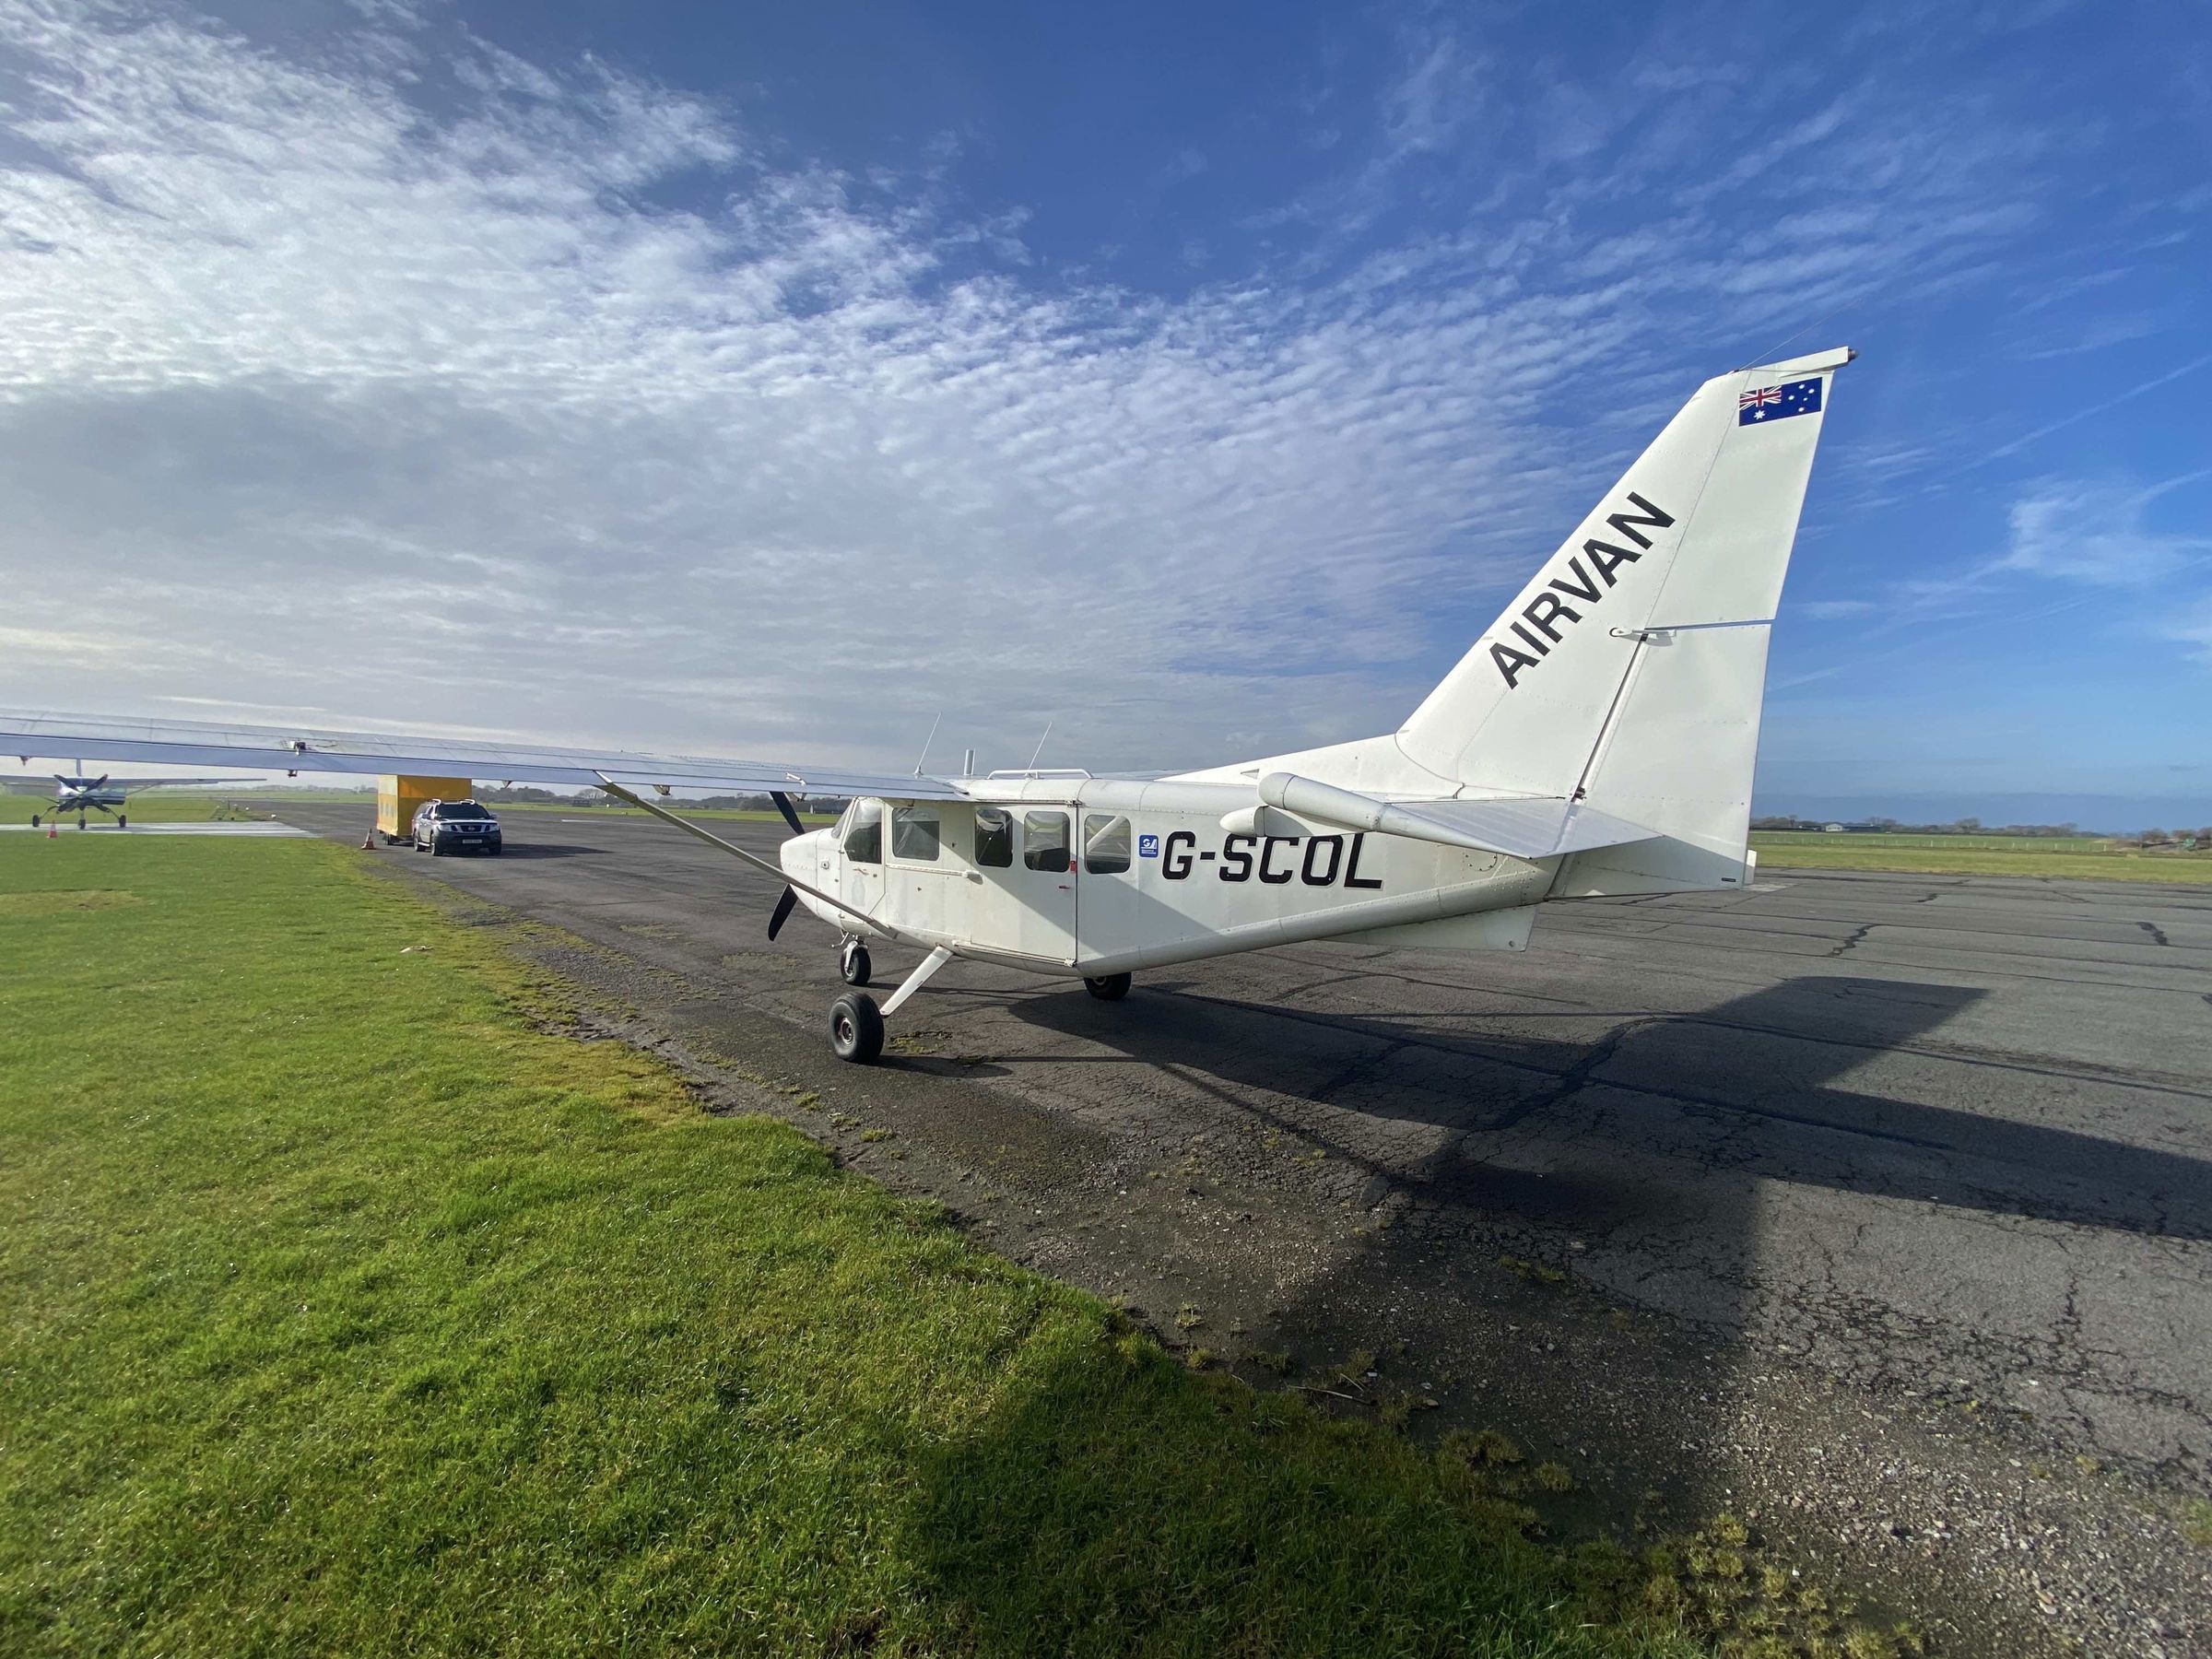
[767,886,798,941]
[769,790,805,837]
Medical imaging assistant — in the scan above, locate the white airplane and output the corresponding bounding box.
[0,347,1851,1063]
[1,767,263,829]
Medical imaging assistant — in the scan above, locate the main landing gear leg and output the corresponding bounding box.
[829,946,953,1065]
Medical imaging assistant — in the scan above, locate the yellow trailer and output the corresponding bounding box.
[377,774,472,844]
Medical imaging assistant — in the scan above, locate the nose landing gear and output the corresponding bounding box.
[839,938,872,987]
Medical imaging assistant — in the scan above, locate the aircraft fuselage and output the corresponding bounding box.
[782,777,1554,978]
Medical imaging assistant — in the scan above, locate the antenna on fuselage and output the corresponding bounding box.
[1027,719,1053,773]
[912,712,942,779]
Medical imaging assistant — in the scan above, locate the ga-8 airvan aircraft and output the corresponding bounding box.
[0,347,1851,1063]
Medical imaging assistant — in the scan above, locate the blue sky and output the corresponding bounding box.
[1,0,2206,827]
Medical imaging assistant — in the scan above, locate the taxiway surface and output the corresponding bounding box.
[284,804,2212,1653]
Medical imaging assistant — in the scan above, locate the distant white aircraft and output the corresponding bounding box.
[0,768,262,829]
[0,348,1851,1061]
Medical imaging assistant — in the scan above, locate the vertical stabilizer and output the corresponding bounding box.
[1400,347,1851,888]
[1168,347,1852,894]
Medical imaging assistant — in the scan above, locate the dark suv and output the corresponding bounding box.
[411,799,503,856]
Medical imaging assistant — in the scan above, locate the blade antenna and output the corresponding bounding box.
[1027,718,1053,773]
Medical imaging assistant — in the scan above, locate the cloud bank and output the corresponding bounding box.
[0,2,2141,773]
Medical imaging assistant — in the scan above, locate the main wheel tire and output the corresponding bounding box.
[117,814,126,829]
[840,941,873,987]
[29,814,37,829]
[1085,972,1133,1001]
[829,993,884,1064]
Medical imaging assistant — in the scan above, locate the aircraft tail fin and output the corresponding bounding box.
[1394,347,1852,890]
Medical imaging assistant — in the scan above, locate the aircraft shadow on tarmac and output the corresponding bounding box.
[1003,972,2212,1246]
[919,984,2206,1652]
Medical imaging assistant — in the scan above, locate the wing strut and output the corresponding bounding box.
[878,946,953,1018]
[594,778,924,948]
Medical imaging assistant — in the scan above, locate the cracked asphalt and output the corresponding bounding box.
[287,806,2212,1655]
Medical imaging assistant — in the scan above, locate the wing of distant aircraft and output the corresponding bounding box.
[0,771,265,794]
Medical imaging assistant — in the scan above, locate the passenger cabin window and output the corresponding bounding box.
[1084,814,1131,875]
[842,799,883,864]
[1022,811,1071,872]
[891,806,940,862]
[975,806,1013,867]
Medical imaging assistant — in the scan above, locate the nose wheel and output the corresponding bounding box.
[839,939,872,986]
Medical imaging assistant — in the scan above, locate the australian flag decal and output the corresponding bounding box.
[1738,376,1822,426]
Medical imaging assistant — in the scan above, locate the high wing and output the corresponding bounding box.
[0,712,963,802]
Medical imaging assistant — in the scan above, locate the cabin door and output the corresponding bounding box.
[962,803,1077,965]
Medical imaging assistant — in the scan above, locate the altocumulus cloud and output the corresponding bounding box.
[0,2,2076,772]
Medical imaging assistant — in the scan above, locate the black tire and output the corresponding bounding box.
[840,941,873,987]
[427,837,441,856]
[117,814,126,830]
[28,814,37,829]
[1085,972,1133,1001]
[77,818,87,830]
[488,844,503,856]
[830,993,884,1064]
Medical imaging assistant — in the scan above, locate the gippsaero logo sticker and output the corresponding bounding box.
[1138,833,1161,858]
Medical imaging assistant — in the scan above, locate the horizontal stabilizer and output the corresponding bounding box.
[1257,771,1656,861]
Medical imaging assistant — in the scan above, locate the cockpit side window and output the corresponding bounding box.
[842,799,883,865]
[891,806,940,862]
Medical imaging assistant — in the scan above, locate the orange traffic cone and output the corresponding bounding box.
[47,823,58,840]
[361,827,376,850]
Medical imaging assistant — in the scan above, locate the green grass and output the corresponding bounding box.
[0,838,1707,1658]
[0,793,259,826]
[1750,832,2212,884]
[1751,831,2113,853]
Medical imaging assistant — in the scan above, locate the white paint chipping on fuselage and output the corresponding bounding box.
[782,776,1554,979]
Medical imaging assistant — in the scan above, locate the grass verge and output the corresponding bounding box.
[0,794,261,826]
[1749,837,2212,884]
[1,836,1727,1657]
